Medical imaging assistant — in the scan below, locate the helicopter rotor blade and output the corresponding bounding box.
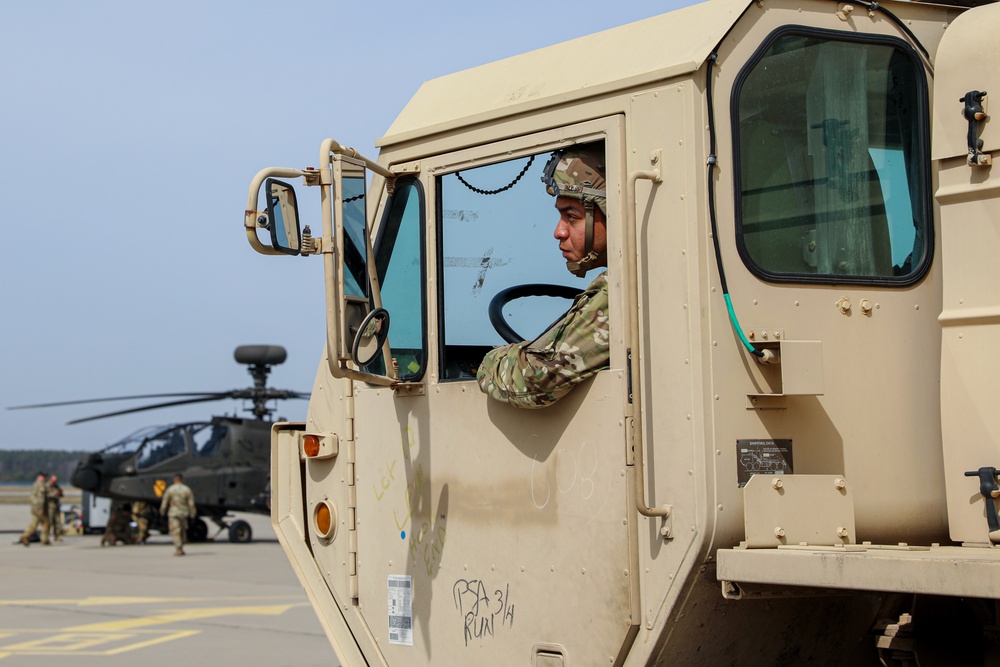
[8,393,225,411]
[66,395,234,425]
[224,389,311,400]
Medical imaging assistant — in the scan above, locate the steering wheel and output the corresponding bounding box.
[488,284,583,344]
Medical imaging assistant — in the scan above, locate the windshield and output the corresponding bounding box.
[136,425,190,470]
[100,424,172,455]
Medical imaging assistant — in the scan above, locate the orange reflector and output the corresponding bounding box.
[303,434,320,457]
[315,502,332,537]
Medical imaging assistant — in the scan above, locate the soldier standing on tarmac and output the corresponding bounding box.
[160,473,196,556]
[46,474,64,542]
[19,472,49,546]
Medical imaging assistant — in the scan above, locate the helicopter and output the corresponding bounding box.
[10,345,307,543]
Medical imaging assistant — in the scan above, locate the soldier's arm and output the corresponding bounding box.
[477,275,610,408]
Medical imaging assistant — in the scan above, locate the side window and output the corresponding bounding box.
[374,177,426,381]
[437,151,591,380]
[342,172,369,298]
[137,426,188,470]
[734,30,930,283]
[191,423,227,457]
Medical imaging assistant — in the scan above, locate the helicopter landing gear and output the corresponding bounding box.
[205,514,254,543]
[228,519,253,543]
[187,518,209,543]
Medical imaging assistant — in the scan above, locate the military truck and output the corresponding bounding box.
[241,0,1000,663]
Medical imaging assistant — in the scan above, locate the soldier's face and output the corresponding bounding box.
[553,196,607,265]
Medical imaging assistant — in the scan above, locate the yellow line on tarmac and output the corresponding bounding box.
[0,595,299,607]
[103,630,200,655]
[66,603,305,632]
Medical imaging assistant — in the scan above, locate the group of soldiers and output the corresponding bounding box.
[99,474,197,555]
[20,472,197,556]
[18,471,64,546]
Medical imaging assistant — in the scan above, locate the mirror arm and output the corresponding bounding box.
[244,167,307,255]
[319,138,392,179]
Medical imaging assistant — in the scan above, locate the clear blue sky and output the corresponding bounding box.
[0,1,693,452]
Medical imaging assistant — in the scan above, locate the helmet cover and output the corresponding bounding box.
[541,142,606,214]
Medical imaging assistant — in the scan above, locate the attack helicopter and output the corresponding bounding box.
[10,345,307,543]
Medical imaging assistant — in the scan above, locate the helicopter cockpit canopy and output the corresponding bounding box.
[98,421,228,471]
[101,424,170,456]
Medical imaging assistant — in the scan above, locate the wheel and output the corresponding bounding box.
[488,284,582,344]
[228,519,252,544]
[187,518,208,542]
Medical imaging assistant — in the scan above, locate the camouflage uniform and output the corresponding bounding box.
[160,480,197,555]
[19,475,49,546]
[101,503,135,546]
[132,500,151,543]
[477,271,610,408]
[46,476,64,542]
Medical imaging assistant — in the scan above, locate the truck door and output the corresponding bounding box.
[349,118,640,664]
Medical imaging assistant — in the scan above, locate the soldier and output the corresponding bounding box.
[19,471,50,546]
[46,474,64,543]
[132,500,151,543]
[160,473,197,556]
[100,502,135,546]
[477,142,611,408]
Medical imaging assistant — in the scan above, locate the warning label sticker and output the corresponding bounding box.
[737,439,793,487]
[388,574,413,646]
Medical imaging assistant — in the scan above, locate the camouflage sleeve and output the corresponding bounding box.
[160,489,170,516]
[477,272,610,408]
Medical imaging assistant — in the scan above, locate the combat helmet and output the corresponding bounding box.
[541,142,607,276]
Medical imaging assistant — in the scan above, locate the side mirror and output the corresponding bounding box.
[351,308,390,367]
[265,178,301,255]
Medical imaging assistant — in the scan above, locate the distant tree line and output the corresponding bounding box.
[0,450,88,482]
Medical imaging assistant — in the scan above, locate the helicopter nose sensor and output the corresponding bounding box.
[71,465,100,492]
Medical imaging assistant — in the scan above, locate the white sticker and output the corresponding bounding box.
[387,574,413,646]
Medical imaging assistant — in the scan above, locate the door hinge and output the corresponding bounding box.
[346,434,359,601]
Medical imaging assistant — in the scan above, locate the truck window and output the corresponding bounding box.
[373,177,426,381]
[437,151,592,380]
[734,30,930,283]
[343,172,368,298]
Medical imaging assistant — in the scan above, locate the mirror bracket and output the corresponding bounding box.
[302,167,325,187]
[393,383,425,397]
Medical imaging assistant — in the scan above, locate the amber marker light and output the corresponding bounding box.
[314,500,336,540]
[303,434,321,457]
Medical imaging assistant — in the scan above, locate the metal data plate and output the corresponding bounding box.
[743,474,855,548]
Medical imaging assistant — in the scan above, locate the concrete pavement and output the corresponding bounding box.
[0,504,336,666]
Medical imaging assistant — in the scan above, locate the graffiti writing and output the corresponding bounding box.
[373,460,398,501]
[409,521,447,576]
[452,579,515,646]
[530,440,610,515]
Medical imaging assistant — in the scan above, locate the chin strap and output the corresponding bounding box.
[565,200,607,277]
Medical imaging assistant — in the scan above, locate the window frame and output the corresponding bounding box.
[426,119,624,384]
[730,25,933,287]
[372,174,428,382]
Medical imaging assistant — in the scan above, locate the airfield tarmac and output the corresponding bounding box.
[0,501,336,666]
